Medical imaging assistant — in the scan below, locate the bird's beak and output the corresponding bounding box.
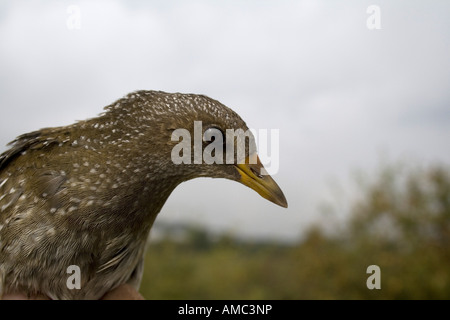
[234,154,288,208]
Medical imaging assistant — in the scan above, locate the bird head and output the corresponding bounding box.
[115,91,287,208]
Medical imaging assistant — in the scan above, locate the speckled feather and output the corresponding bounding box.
[0,91,249,299]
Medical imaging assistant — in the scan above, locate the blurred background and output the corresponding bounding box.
[0,0,449,299]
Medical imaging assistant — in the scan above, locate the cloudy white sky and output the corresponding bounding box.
[0,1,449,241]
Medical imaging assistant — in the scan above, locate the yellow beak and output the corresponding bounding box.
[234,155,288,208]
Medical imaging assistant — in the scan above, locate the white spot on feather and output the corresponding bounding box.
[0,178,8,188]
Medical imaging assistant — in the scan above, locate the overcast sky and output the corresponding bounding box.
[1,0,449,241]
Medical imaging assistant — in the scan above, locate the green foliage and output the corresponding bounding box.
[140,164,450,299]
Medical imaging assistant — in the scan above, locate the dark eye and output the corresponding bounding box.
[203,127,225,144]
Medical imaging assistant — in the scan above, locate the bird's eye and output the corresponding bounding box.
[203,127,225,144]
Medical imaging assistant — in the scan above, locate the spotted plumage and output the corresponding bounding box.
[0,90,287,299]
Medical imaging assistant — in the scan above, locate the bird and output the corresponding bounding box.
[0,90,287,300]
